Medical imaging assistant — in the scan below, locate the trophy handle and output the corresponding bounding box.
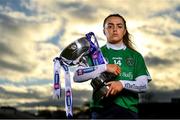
[86,32,106,65]
[86,32,100,49]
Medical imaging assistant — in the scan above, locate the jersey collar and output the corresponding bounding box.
[106,42,126,50]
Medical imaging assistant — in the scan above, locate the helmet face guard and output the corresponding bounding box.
[60,37,90,66]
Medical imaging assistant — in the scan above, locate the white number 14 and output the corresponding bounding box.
[114,60,122,66]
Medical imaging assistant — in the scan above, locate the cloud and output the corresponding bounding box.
[46,17,67,46]
[145,55,172,66]
[0,84,92,110]
[0,1,64,80]
[149,4,180,23]
[0,0,180,110]
[171,29,180,38]
[141,84,180,103]
[57,1,98,20]
[0,59,32,72]
[16,88,92,108]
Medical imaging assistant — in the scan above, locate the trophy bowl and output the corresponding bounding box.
[60,37,90,66]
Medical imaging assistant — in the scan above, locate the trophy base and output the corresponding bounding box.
[91,72,117,101]
[92,85,108,101]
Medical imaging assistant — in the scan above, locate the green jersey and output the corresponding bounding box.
[90,45,151,113]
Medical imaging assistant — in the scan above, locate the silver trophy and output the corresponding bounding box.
[60,33,117,101]
[60,37,90,66]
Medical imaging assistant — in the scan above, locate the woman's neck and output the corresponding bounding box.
[106,42,126,50]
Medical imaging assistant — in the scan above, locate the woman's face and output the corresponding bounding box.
[104,16,126,44]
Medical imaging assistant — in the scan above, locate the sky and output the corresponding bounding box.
[0,0,180,112]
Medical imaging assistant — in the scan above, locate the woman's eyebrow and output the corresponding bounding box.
[107,23,123,25]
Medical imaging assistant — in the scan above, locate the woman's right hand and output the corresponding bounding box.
[106,64,121,76]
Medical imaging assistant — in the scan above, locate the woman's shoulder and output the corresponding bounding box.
[126,47,143,58]
[100,45,107,51]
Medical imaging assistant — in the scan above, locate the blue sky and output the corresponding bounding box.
[0,0,179,112]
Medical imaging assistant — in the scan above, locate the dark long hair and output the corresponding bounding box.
[103,14,136,51]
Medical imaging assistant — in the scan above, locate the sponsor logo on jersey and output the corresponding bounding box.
[120,72,133,80]
[112,57,122,66]
[125,83,147,91]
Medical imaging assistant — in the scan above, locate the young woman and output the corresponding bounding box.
[73,14,151,119]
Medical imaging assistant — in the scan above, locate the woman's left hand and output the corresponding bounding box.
[105,81,123,97]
